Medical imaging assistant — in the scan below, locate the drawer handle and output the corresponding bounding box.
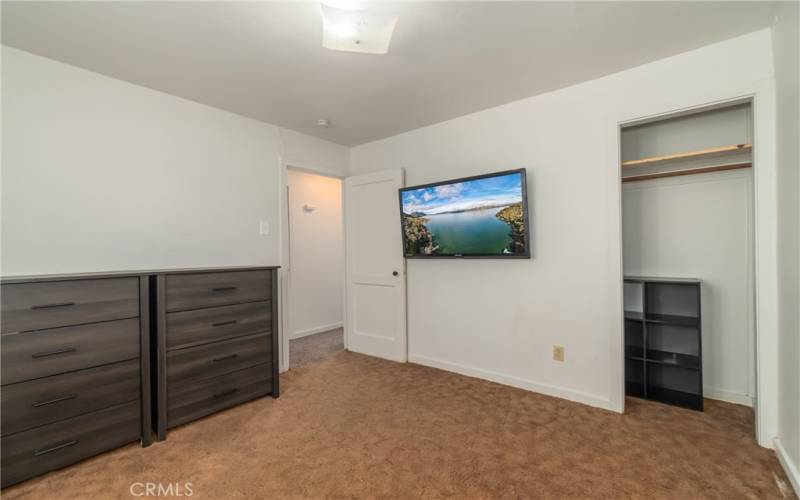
[211,286,238,292]
[34,439,78,457]
[212,320,238,327]
[31,346,76,358]
[33,394,78,407]
[212,388,238,399]
[31,302,76,310]
[212,354,238,363]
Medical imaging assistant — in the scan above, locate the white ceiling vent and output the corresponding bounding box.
[320,3,398,55]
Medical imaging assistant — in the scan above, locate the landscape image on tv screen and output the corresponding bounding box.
[400,169,529,258]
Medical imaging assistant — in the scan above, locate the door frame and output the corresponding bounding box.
[279,161,347,373]
[607,79,778,448]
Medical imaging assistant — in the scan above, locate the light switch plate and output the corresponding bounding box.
[259,221,270,235]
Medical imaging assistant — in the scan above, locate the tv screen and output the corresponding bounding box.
[399,169,530,258]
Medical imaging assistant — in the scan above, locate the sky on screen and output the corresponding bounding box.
[401,172,522,215]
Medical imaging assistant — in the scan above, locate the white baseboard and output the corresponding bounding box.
[290,322,343,340]
[408,353,614,412]
[704,388,753,407]
[775,438,800,497]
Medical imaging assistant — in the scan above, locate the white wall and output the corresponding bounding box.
[286,170,344,338]
[622,170,754,405]
[351,30,775,413]
[772,1,800,493]
[280,128,350,177]
[1,46,346,275]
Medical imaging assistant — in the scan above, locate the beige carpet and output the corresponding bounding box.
[4,350,794,500]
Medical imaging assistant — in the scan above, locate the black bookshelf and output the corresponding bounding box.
[624,276,703,411]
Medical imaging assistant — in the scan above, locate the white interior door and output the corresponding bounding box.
[344,169,407,362]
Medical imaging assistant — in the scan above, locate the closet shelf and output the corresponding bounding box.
[622,162,751,183]
[621,143,752,168]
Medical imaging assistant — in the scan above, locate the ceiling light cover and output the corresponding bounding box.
[321,3,398,55]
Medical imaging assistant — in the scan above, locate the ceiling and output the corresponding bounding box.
[1,2,779,146]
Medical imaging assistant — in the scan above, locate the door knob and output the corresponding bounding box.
[392,271,399,276]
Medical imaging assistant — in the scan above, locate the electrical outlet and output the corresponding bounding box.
[259,221,270,235]
[553,345,565,362]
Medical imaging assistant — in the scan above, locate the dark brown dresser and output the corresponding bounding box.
[155,268,279,439]
[0,274,151,488]
[0,266,278,486]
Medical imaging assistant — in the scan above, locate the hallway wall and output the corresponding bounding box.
[286,170,344,338]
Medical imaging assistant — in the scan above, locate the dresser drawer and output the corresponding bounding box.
[1,401,140,488]
[165,270,270,312]
[167,364,271,428]
[166,301,271,351]
[2,360,140,436]
[167,332,271,385]
[1,318,140,385]
[1,278,139,333]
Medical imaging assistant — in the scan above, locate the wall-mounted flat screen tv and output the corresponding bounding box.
[399,169,530,258]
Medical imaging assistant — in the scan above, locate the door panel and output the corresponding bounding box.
[344,169,407,362]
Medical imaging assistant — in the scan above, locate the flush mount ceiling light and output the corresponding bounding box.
[320,3,398,55]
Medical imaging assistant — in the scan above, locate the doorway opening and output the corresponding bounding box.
[619,100,758,420]
[285,168,345,369]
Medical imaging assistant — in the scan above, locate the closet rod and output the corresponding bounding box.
[621,143,752,167]
[621,162,752,183]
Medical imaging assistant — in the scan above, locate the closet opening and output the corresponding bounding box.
[619,100,756,419]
